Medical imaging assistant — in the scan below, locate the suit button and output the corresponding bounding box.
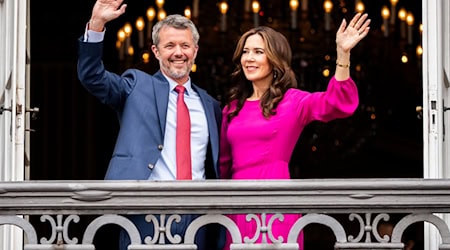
[148,164,154,169]
[158,144,163,150]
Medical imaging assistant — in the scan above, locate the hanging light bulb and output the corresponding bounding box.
[252,0,260,27]
[381,6,390,37]
[147,7,156,22]
[219,2,228,32]
[323,0,333,31]
[135,17,145,49]
[389,0,398,25]
[158,9,167,21]
[290,0,299,29]
[184,7,192,19]
[355,0,365,13]
[156,0,164,9]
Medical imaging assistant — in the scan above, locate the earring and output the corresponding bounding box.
[273,71,278,79]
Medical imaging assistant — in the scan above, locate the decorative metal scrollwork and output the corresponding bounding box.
[2,212,450,248]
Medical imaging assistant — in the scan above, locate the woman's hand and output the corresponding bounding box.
[336,13,371,54]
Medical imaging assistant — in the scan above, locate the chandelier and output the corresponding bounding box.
[113,0,422,71]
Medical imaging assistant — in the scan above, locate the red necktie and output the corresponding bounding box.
[174,85,192,180]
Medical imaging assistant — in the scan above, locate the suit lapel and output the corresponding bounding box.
[151,73,219,174]
[193,84,219,170]
[153,71,169,137]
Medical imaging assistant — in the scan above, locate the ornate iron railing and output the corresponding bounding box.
[1,179,450,249]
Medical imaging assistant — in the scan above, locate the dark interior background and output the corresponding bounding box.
[28,0,424,249]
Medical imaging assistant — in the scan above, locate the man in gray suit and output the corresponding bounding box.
[77,0,222,249]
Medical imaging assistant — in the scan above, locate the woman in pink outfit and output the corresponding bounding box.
[219,13,371,250]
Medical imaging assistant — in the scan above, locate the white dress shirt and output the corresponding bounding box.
[153,79,209,180]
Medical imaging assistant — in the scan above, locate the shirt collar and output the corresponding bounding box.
[161,74,193,96]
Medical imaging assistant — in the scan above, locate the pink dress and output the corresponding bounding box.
[219,77,359,250]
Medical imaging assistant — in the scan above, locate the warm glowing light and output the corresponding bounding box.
[184,7,192,19]
[156,0,164,9]
[401,54,408,63]
[123,26,132,38]
[323,0,333,13]
[370,113,376,120]
[398,8,407,21]
[128,46,134,56]
[355,2,365,13]
[158,9,167,20]
[290,0,299,11]
[252,1,260,14]
[381,6,390,20]
[191,63,197,73]
[390,0,398,6]
[147,7,156,21]
[416,45,423,57]
[115,40,121,49]
[123,22,132,37]
[135,17,145,31]
[419,23,423,33]
[311,145,317,152]
[406,12,414,26]
[142,52,150,63]
[322,68,330,77]
[219,2,228,14]
[117,29,126,42]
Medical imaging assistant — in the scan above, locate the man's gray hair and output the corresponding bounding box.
[152,14,200,47]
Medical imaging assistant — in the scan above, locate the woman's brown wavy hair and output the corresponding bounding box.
[225,26,298,121]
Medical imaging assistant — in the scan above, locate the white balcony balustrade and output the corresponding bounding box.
[1,179,450,249]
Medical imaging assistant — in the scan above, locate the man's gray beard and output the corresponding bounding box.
[168,68,190,80]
